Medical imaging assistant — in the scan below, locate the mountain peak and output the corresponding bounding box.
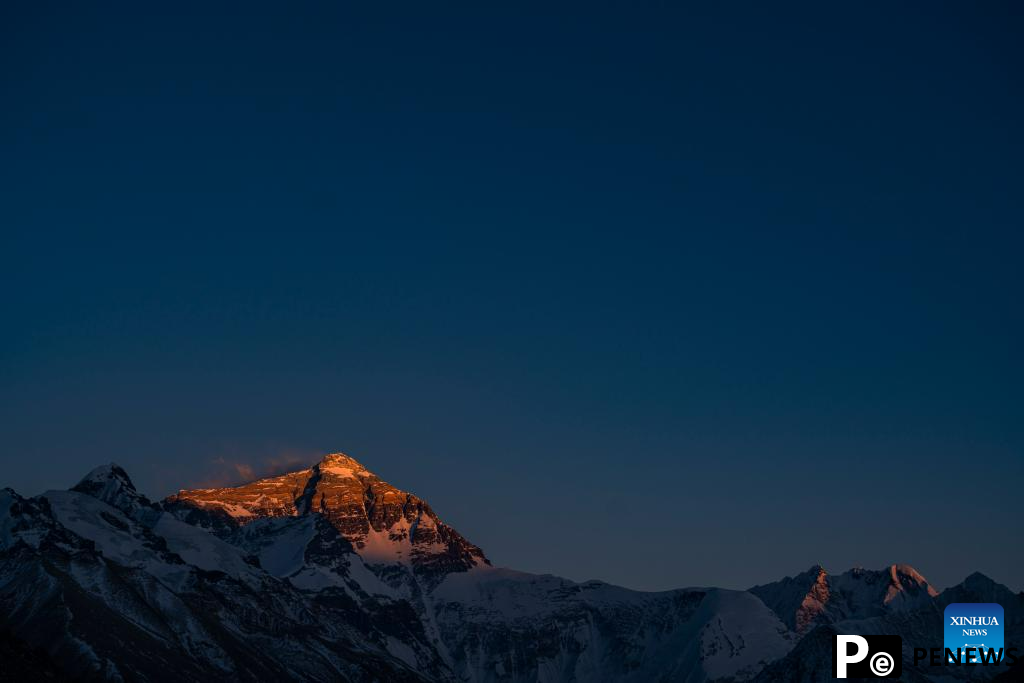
[939,571,1015,606]
[316,452,369,477]
[165,450,488,580]
[70,463,156,520]
[963,571,995,584]
[74,463,136,493]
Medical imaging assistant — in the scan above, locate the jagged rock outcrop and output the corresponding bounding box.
[750,563,939,633]
[750,565,832,634]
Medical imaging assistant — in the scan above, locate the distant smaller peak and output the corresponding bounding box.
[962,571,995,585]
[75,463,137,492]
[71,462,155,519]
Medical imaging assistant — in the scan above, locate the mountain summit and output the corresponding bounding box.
[165,452,489,579]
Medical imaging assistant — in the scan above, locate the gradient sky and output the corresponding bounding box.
[2,2,1022,592]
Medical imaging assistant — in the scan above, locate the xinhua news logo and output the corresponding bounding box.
[944,603,1004,664]
[833,635,901,678]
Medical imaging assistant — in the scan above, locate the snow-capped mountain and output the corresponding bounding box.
[162,453,794,681]
[1,452,1019,681]
[164,453,487,588]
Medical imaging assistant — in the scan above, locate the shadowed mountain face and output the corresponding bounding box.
[1,453,1019,682]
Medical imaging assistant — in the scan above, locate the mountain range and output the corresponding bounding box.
[1,452,1019,682]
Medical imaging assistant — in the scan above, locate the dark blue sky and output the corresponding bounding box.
[2,2,1021,591]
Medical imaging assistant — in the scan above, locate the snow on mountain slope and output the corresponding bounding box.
[431,568,795,682]
[223,513,396,597]
[696,589,797,681]
[152,514,264,583]
[232,514,319,576]
[44,489,194,588]
[63,466,268,586]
